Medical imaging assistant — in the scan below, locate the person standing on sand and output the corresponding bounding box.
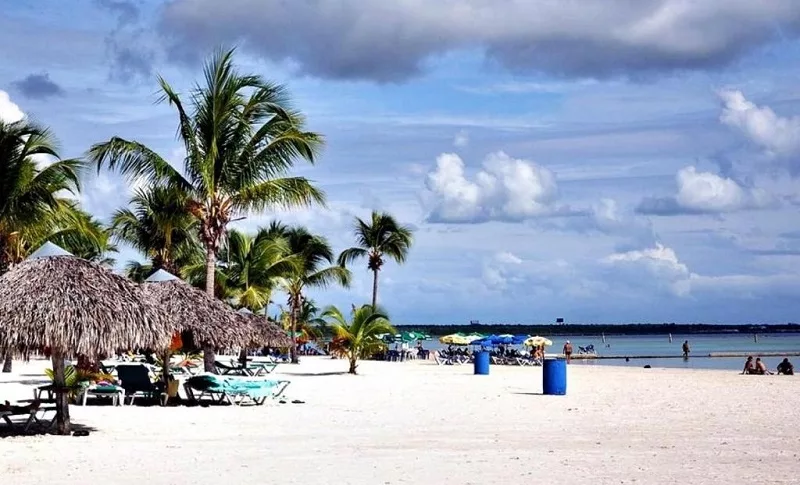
[563,340,573,363]
[682,340,690,359]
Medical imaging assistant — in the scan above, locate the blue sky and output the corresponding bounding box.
[3,0,800,324]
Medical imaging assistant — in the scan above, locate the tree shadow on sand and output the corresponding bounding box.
[279,371,348,377]
[0,378,49,385]
[0,422,98,439]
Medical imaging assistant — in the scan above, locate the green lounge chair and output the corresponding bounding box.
[184,375,290,406]
[116,364,163,405]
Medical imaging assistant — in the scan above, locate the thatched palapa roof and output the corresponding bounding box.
[237,308,292,348]
[0,254,174,356]
[142,270,255,349]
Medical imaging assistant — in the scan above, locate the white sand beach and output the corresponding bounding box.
[1,357,798,485]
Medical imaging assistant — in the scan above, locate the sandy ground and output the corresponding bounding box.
[0,356,798,485]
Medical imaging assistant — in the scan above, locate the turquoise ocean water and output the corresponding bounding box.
[424,333,800,371]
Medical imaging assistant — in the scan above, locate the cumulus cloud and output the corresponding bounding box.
[424,151,571,223]
[12,73,65,99]
[603,243,693,296]
[637,166,772,215]
[719,89,800,158]
[453,130,469,148]
[159,0,800,81]
[0,90,25,123]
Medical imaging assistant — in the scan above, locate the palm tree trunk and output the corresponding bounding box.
[0,256,10,373]
[349,356,358,374]
[371,269,379,309]
[290,297,299,364]
[202,245,217,372]
[52,350,71,435]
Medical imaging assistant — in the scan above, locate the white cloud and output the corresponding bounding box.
[719,89,800,158]
[494,251,522,265]
[675,166,771,212]
[637,166,772,214]
[424,151,566,223]
[603,243,693,296]
[453,130,469,148]
[0,90,25,123]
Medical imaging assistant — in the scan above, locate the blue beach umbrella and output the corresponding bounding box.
[512,335,529,345]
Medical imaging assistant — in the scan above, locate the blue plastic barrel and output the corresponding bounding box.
[473,351,490,375]
[542,358,567,395]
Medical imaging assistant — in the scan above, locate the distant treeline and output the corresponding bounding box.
[394,323,800,337]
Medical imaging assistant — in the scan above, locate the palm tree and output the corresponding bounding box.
[111,185,197,276]
[277,226,351,363]
[338,211,414,308]
[323,304,395,374]
[278,298,328,343]
[0,119,103,371]
[221,228,298,314]
[89,49,324,371]
[47,208,117,266]
[0,120,85,269]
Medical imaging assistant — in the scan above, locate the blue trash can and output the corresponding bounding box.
[474,351,490,375]
[542,358,567,395]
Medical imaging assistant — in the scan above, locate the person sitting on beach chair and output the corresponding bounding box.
[741,356,755,374]
[754,358,772,375]
[776,358,793,375]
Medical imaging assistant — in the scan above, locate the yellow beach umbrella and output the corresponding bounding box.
[439,333,480,345]
[524,336,553,347]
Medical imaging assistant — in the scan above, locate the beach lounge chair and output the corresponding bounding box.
[184,375,290,406]
[0,401,57,433]
[116,364,163,405]
[214,360,250,376]
[231,359,278,376]
[78,382,125,406]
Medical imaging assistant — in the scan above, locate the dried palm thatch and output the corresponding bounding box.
[0,256,174,357]
[141,280,255,349]
[0,253,175,436]
[236,311,292,348]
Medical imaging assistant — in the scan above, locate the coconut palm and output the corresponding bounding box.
[277,226,351,363]
[323,304,395,374]
[0,119,108,372]
[111,185,197,276]
[338,211,413,308]
[278,298,328,343]
[46,208,117,266]
[0,120,84,269]
[89,49,324,371]
[220,228,299,314]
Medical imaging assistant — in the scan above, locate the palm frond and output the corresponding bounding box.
[337,247,368,268]
[87,137,190,191]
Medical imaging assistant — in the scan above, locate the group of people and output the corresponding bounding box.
[742,356,794,375]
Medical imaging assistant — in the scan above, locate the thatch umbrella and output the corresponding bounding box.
[141,270,258,374]
[0,244,174,435]
[237,308,292,348]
